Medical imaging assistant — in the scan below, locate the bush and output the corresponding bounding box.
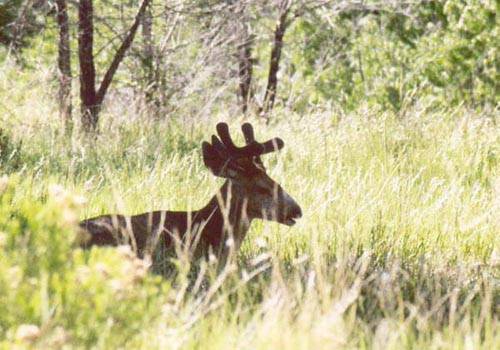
[0,177,167,348]
[286,0,497,111]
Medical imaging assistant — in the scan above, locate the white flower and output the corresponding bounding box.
[16,324,41,342]
[208,253,218,265]
[0,231,6,248]
[0,175,9,193]
[255,237,267,249]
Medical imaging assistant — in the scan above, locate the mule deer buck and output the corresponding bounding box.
[79,122,302,263]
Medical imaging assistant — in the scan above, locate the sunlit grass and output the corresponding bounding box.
[0,79,498,348]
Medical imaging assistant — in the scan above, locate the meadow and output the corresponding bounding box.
[0,68,498,348]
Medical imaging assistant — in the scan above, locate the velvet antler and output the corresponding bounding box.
[202,122,284,178]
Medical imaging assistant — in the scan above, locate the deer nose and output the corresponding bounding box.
[288,204,302,219]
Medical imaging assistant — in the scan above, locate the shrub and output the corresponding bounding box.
[0,177,167,348]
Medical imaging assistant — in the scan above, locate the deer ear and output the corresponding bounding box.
[202,142,239,179]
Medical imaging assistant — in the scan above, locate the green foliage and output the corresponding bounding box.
[4,0,493,115]
[424,0,498,105]
[0,177,166,348]
[0,0,47,48]
[287,0,497,111]
[0,0,24,45]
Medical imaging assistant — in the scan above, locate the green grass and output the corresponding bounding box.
[0,77,498,348]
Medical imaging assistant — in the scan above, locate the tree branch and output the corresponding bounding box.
[96,0,151,105]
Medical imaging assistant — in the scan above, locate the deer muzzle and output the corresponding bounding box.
[278,190,302,226]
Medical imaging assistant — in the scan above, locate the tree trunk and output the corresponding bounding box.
[238,25,254,114]
[95,0,151,106]
[262,4,291,113]
[8,0,33,52]
[55,0,72,131]
[141,1,156,105]
[78,0,151,132]
[78,0,98,132]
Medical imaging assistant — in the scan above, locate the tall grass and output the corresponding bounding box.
[0,75,498,348]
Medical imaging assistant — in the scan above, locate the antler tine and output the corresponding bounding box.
[211,135,229,158]
[242,122,284,154]
[258,138,285,153]
[242,122,264,165]
[213,122,284,159]
[216,122,237,152]
[241,123,255,144]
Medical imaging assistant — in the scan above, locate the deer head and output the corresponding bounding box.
[202,122,302,226]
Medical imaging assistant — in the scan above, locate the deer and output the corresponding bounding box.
[78,122,302,265]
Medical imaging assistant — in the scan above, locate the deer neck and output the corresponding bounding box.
[195,180,252,252]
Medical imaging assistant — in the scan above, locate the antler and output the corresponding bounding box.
[214,122,283,159]
[241,123,255,144]
[202,122,284,177]
[242,123,263,165]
